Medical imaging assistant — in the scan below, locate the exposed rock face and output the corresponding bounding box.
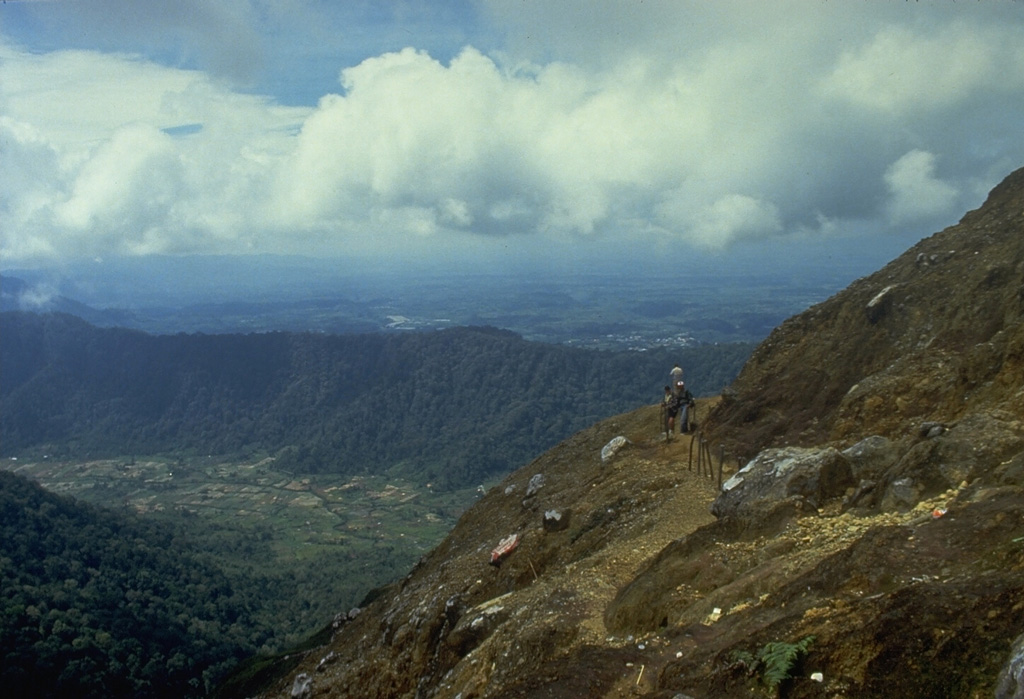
[250,167,1024,699]
[711,446,855,519]
[706,166,1024,461]
[996,632,1024,698]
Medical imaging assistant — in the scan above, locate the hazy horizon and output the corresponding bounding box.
[2,225,913,311]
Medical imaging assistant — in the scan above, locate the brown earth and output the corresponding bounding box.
[254,405,1024,699]
[257,403,724,699]
[706,166,1024,462]
[249,166,1024,699]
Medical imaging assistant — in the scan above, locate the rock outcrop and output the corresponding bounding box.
[706,166,1024,461]
[246,166,1024,699]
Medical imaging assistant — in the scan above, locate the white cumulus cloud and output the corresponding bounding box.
[884,150,959,226]
[1,2,1024,266]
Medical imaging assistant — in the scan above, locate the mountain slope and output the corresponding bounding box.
[0,275,135,327]
[0,470,265,698]
[705,166,1024,460]
[229,405,724,699]
[251,166,1024,698]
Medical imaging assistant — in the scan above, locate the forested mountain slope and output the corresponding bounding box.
[0,316,749,486]
[0,470,267,698]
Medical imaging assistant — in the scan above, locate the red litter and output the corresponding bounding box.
[490,533,520,565]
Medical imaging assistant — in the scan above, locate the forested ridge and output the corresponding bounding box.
[1,311,751,487]
[0,469,276,697]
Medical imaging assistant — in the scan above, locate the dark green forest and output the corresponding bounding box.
[0,469,280,697]
[1,312,751,488]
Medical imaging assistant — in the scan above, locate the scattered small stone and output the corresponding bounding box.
[525,474,545,497]
[543,509,570,532]
[316,652,336,672]
[601,436,630,462]
[866,285,894,322]
[290,672,312,698]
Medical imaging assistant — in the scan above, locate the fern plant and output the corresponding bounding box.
[756,635,815,690]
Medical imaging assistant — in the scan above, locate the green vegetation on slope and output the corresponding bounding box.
[6,454,486,654]
[0,470,268,697]
[0,465,471,697]
[1,312,752,488]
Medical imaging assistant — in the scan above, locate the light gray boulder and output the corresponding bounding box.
[996,631,1024,699]
[711,446,855,519]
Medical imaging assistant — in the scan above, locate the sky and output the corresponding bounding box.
[2,0,1024,275]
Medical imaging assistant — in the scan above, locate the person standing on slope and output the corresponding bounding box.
[670,364,684,396]
[662,385,680,441]
[676,381,695,434]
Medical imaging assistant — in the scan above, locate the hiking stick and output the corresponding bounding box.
[696,435,704,476]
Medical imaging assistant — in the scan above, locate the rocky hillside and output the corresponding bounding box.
[248,168,1024,699]
[707,165,1024,461]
